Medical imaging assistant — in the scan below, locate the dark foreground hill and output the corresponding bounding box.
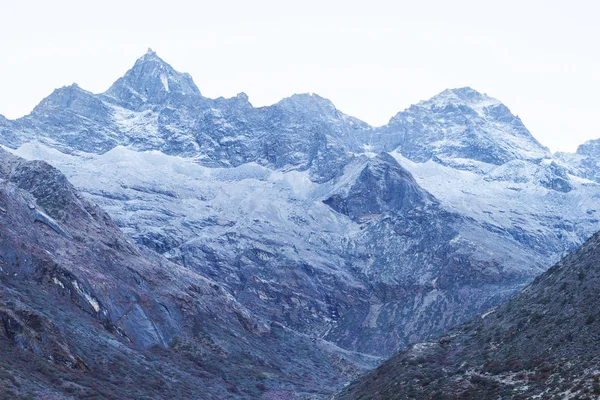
[336,230,600,399]
[0,149,377,399]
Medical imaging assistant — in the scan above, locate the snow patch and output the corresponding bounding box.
[361,144,377,158]
[52,277,65,289]
[72,280,101,313]
[160,74,169,92]
[481,308,496,319]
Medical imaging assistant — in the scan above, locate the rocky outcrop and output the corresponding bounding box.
[364,87,550,169]
[336,230,600,399]
[0,149,377,399]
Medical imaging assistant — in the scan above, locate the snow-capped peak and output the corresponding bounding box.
[276,93,338,114]
[381,87,550,167]
[133,48,175,71]
[102,50,202,109]
[31,83,100,114]
[417,87,501,116]
[274,93,370,131]
[140,47,160,61]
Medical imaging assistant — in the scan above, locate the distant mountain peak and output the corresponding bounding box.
[276,93,339,117]
[282,92,334,105]
[141,47,159,59]
[236,92,249,101]
[134,48,171,68]
[445,86,486,99]
[383,87,550,166]
[31,83,100,114]
[576,138,600,156]
[421,87,500,111]
[103,50,202,109]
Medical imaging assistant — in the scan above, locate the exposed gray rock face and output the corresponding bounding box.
[336,230,600,399]
[361,87,550,170]
[324,153,435,218]
[320,154,542,355]
[2,51,600,368]
[9,142,558,359]
[556,138,600,184]
[104,49,203,110]
[0,149,377,399]
[4,50,364,183]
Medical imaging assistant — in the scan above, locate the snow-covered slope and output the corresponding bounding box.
[390,153,599,261]
[0,149,379,399]
[6,142,518,356]
[10,143,369,337]
[360,87,550,173]
[8,136,599,357]
[556,138,600,185]
[2,51,600,362]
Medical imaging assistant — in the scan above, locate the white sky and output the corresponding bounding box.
[1,0,599,152]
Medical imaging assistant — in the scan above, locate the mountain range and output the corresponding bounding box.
[2,49,600,398]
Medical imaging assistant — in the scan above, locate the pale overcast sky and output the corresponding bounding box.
[1,0,598,152]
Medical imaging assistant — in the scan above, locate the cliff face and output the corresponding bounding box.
[0,149,377,399]
[336,230,600,399]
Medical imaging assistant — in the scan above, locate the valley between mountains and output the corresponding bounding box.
[1,50,600,399]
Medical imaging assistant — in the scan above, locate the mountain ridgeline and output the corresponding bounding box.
[1,50,600,399]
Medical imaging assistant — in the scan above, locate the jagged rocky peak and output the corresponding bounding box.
[274,92,371,136]
[276,92,351,120]
[103,48,202,109]
[435,88,529,128]
[213,91,252,109]
[277,92,337,114]
[324,153,435,220]
[556,138,600,183]
[31,83,100,113]
[394,87,519,126]
[235,91,249,102]
[422,87,542,141]
[379,87,550,167]
[25,83,114,133]
[555,138,600,184]
[576,138,600,156]
[425,86,498,108]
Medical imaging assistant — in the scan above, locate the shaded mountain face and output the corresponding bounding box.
[319,153,551,356]
[335,230,600,400]
[2,50,600,369]
[323,153,436,219]
[15,84,119,153]
[0,149,378,399]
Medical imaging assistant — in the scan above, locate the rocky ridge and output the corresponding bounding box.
[0,149,377,399]
[336,229,600,399]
